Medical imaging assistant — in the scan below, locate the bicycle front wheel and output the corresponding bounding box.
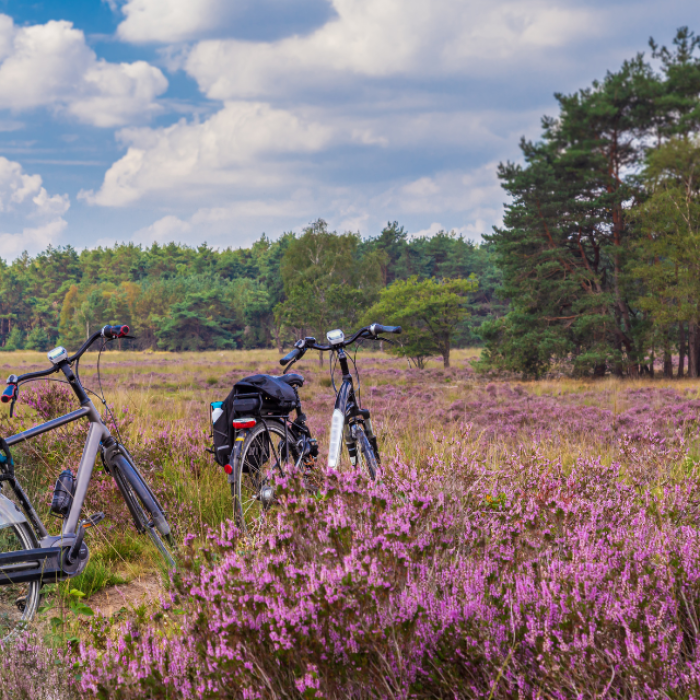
[112,458,176,568]
[0,522,41,643]
[233,422,288,534]
[352,424,378,480]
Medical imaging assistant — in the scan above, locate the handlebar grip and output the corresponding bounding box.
[102,325,130,339]
[1,384,17,404]
[370,324,402,335]
[280,347,302,366]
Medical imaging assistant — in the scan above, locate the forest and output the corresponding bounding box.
[0,221,500,356]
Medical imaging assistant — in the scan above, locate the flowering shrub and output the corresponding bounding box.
[77,443,700,699]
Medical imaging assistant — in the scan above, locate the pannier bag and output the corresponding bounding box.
[210,374,300,467]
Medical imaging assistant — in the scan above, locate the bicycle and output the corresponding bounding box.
[0,325,176,643]
[214,323,400,533]
[280,323,402,478]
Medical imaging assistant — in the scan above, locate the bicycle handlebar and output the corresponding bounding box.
[102,325,130,340]
[6,324,131,387]
[279,347,303,366]
[279,323,402,365]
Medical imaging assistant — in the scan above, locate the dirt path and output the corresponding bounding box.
[87,574,163,618]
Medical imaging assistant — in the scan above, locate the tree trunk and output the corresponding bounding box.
[593,363,606,378]
[679,323,686,378]
[442,347,450,368]
[663,339,673,378]
[689,322,699,378]
[318,351,324,367]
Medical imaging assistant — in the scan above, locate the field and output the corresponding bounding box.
[2,348,700,698]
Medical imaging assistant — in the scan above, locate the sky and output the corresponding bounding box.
[0,0,699,259]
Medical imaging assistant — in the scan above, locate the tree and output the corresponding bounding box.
[277,220,384,363]
[483,49,671,377]
[2,327,23,351]
[631,137,700,377]
[25,326,50,352]
[363,276,477,368]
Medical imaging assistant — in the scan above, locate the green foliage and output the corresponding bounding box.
[363,276,477,368]
[25,326,51,352]
[482,27,700,378]
[0,226,498,353]
[277,220,385,350]
[2,327,23,351]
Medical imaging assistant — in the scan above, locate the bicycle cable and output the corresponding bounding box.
[329,351,339,395]
[96,338,125,445]
[350,339,363,408]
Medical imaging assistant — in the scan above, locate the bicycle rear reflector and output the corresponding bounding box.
[232,418,256,429]
[224,463,233,475]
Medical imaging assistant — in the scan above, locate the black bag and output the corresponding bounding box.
[210,375,299,467]
[232,375,298,414]
[212,405,233,467]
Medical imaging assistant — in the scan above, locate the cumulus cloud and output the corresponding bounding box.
[79,101,337,206]
[117,0,232,43]
[116,0,335,44]
[181,0,598,100]
[0,157,70,259]
[0,15,167,127]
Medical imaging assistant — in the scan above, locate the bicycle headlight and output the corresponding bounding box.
[47,346,68,365]
[326,329,345,346]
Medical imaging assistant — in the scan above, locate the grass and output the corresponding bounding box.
[0,345,698,603]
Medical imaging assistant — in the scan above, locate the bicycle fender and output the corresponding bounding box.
[229,434,246,484]
[0,492,27,529]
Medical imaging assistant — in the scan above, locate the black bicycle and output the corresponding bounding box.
[0,326,176,642]
[211,323,400,533]
[280,323,401,478]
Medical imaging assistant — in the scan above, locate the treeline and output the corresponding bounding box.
[0,221,500,353]
[481,27,700,378]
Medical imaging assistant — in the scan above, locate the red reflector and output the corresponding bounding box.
[224,463,233,475]
[232,418,256,429]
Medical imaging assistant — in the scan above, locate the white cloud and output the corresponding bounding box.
[133,214,192,244]
[181,0,598,100]
[117,0,228,44]
[80,101,336,206]
[0,157,70,259]
[0,15,167,127]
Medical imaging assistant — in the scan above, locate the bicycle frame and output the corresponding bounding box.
[327,349,376,469]
[2,399,108,549]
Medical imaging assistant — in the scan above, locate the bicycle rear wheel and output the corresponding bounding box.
[0,522,41,643]
[233,422,288,534]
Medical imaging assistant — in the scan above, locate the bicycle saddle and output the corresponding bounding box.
[275,373,305,388]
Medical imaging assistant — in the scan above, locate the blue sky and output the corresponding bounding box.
[1,0,699,259]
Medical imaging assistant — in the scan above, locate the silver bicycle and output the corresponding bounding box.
[0,325,176,642]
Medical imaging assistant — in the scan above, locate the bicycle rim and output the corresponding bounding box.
[233,422,287,534]
[0,523,41,643]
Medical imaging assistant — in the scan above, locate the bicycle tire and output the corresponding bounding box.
[112,463,176,568]
[353,424,378,480]
[0,522,41,643]
[233,422,288,534]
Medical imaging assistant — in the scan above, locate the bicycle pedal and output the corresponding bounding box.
[81,512,105,528]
